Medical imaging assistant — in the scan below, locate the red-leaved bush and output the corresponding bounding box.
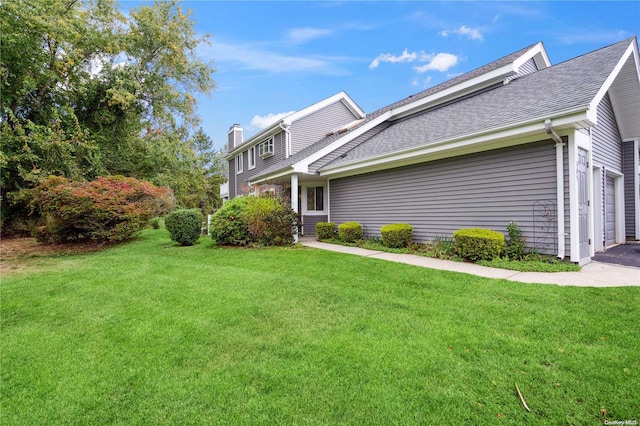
[31,175,174,243]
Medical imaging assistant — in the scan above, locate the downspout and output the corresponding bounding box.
[279,122,291,158]
[545,119,565,259]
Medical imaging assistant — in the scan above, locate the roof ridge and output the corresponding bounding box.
[547,37,634,69]
[365,41,542,117]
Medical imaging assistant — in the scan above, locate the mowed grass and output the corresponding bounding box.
[1,229,638,425]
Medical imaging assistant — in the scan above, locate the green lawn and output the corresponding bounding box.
[2,229,638,425]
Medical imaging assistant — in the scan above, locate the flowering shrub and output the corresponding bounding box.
[32,175,174,243]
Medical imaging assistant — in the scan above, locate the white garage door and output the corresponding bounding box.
[605,175,616,246]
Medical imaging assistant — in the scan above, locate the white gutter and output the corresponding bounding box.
[279,121,291,158]
[545,119,566,259]
[320,107,591,177]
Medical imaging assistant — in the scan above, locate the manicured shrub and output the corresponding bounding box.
[316,222,336,240]
[31,175,174,243]
[380,223,413,248]
[338,221,362,243]
[453,228,504,261]
[210,197,252,246]
[210,195,297,246]
[504,221,526,259]
[165,209,202,246]
[148,217,161,229]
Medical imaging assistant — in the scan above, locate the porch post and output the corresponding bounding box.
[291,173,299,242]
[555,140,565,259]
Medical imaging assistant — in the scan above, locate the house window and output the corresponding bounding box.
[306,186,324,211]
[248,146,256,169]
[236,153,243,174]
[258,137,274,158]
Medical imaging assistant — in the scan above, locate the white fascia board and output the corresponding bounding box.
[319,122,548,177]
[588,40,636,124]
[513,42,551,70]
[248,168,294,186]
[390,64,515,119]
[292,111,394,174]
[320,108,590,177]
[283,91,365,125]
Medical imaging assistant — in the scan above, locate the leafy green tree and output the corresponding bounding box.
[0,0,216,235]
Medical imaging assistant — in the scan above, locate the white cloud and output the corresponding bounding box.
[369,48,418,69]
[249,111,295,130]
[412,76,433,88]
[287,27,334,44]
[439,25,484,41]
[200,38,350,76]
[413,53,458,73]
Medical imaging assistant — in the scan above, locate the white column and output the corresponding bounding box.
[291,173,299,242]
[555,140,565,259]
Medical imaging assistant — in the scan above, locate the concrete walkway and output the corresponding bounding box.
[299,239,640,287]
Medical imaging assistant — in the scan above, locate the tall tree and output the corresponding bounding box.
[0,0,216,233]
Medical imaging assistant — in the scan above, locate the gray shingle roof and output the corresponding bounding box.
[248,43,541,182]
[322,38,632,170]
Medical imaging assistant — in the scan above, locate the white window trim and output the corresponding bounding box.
[236,153,243,174]
[302,184,327,215]
[258,137,274,158]
[248,146,256,170]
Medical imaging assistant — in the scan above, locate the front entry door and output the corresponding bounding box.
[578,149,589,259]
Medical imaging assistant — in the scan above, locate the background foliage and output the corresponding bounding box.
[0,0,224,235]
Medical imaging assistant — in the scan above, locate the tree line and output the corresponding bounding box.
[1,0,225,235]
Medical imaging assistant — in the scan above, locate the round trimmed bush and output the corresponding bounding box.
[338,221,362,243]
[165,208,202,246]
[315,222,336,240]
[453,228,504,261]
[380,223,413,248]
[210,197,252,246]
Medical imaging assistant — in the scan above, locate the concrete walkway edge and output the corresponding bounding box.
[299,239,640,287]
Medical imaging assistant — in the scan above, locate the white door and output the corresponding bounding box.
[578,149,590,259]
[605,175,616,246]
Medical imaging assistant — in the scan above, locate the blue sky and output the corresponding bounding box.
[164,1,639,151]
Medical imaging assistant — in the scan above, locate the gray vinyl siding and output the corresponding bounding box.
[290,101,359,155]
[302,215,328,237]
[506,58,538,82]
[245,131,287,180]
[518,57,538,76]
[229,131,287,195]
[329,140,558,254]
[622,141,636,238]
[310,123,392,174]
[592,93,623,172]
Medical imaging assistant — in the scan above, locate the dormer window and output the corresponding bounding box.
[258,137,274,158]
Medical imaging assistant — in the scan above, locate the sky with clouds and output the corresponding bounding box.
[157,1,639,150]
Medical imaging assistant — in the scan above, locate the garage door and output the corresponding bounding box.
[605,175,616,246]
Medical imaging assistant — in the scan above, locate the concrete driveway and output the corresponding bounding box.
[593,244,640,268]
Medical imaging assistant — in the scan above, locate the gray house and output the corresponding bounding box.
[221,91,365,233]
[223,37,640,265]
